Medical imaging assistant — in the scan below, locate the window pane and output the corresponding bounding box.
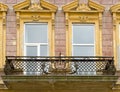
[40,45,48,56]
[73,45,94,56]
[26,46,37,56]
[25,24,48,43]
[73,24,94,44]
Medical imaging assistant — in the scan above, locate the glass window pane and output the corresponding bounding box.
[25,24,48,43]
[40,45,48,56]
[73,24,94,44]
[73,45,94,56]
[26,46,37,56]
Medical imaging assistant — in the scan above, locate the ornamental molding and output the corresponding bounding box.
[31,15,41,21]
[29,0,43,10]
[110,3,120,69]
[0,3,8,69]
[0,3,8,11]
[110,3,120,12]
[76,4,91,11]
[69,16,98,20]
[62,0,104,12]
[13,0,57,12]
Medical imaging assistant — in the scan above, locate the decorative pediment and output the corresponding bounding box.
[62,0,104,12]
[0,3,8,11]
[13,0,57,12]
[110,3,120,12]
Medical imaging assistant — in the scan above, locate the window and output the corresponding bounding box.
[23,23,49,75]
[13,0,57,56]
[24,23,48,56]
[62,0,104,56]
[72,24,96,75]
[72,24,95,56]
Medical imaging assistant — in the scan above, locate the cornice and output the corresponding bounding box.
[0,3,8,12]
[89,0,104,12]
[62,0,78,12]
[110,3,120,13]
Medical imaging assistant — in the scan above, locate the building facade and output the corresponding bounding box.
[0,0,120,92]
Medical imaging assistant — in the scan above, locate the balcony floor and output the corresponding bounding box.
[1,75,119,92]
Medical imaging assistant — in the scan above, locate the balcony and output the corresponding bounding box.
[1,56,119,92]
[3,56,116,75]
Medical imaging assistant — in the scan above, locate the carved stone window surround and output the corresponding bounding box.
[0,3,8,69]
[62,0,104,56]
[110,4,120,70]
[13,0,57,56]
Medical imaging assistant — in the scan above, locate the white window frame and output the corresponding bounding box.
[24,23,49,56]
[72,24,95,56]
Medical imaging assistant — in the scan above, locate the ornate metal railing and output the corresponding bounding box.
[4,56,116,75]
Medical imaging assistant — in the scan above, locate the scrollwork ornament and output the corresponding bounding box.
[79,16,88,23]
[31,15,40,21]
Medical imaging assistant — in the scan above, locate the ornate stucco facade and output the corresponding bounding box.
[0,0,120,92]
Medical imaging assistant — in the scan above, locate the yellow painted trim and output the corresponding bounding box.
[14,0,57,56]
[89,0,104,12]
[110,3,120,12]
[62,0,78,12]
[0,3,8,68]
[66,18,101,56]
[14,0,57,12]
[16,13,55,56]
[63,0,104,56]
[62,0,104,12]
[110,4,120,70]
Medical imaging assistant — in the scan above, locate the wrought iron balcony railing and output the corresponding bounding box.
[4,56,116,75]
